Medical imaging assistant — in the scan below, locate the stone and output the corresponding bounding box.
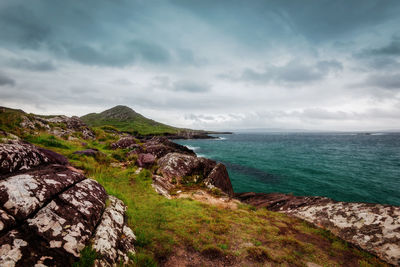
[0,141,136,266]
[156,153,233,196]
[92,196,135,266]
[143,136,195,158]
[110,137,138,150]
[137,153,156,168]
[235,192,400,266]
[204,163,234,197]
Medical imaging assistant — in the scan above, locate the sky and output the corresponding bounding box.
[1,0,400,131]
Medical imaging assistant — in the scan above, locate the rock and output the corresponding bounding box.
[143,136,195,158]
[46,116,95,140]
[235,192,330,211]
[110,137,138,150]
[136,153,156,168]
[235,192,400,266]
[92,196,136,266]
[0,141,67,177]
[0,141,136,266]
[156,153,233,197]
[37,147,69,165]
[151,175,174,199]
[73,149,100,157]
[204,163,234,197]
[0,165,86,221]
[17,115,95,140]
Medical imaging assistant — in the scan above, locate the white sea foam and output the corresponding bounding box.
[186,145,200,151]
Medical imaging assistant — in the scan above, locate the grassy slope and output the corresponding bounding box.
[13,131,387,267]
[80,106,180,136]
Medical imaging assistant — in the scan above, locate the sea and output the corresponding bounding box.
[175,132,400,206]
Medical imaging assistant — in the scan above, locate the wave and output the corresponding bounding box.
[186,145,200,151]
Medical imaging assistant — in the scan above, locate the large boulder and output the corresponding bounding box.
[0,141,68,176]
[136,153,156,168]
[0,141,135,266]
[156,153,233,197]
[110,137,138,150]
[235,192,400,266]
[143,136,195,158]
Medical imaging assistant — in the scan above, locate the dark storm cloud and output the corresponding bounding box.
[0,5,50,48]
[171,0,400,44]
[0,72,15,86]
[237,60,343,84]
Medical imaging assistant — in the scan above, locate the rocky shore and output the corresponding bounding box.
[140,136,400,266]
[0,110,399,266]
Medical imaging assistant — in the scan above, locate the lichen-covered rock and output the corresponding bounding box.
[236,192,400,266]
[110,137,138,150]
[0,209,15,235]
[137,153,156,168]
[143,136,195,158]
[92,196,135,266]
[46,116,95,140]
[156,153,233,197]
[27,178,107,258]
[151,175,174,199]
[0,142,52,176]
[0,141,136,266]
[0,165,86,220]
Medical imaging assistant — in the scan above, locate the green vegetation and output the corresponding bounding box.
[72,246,98,267]
[16,129,387,267]
[80,105,180,135]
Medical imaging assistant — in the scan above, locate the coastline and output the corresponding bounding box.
[168,136,400,265]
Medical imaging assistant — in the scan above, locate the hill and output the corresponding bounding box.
[80,105,180,135]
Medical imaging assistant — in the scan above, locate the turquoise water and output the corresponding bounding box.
[175,133,400,206]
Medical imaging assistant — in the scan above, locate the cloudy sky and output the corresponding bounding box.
[1,0,400,131]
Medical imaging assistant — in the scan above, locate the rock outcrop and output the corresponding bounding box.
[136,153,156,168]
[142,136,196,158]
[110,137,138,150]
[156,152,234,197]
[236,192,400,266]
[17,114,95,140]
[0,141,135,266]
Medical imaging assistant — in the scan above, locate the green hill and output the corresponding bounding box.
[80,105,180,135]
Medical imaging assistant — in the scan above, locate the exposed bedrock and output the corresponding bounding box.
[0,141,135,266]
[156,152,234,197]
[20,115,95,140]
[236,192,400,266]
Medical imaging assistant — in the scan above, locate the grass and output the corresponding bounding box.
[7,125,388,267]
